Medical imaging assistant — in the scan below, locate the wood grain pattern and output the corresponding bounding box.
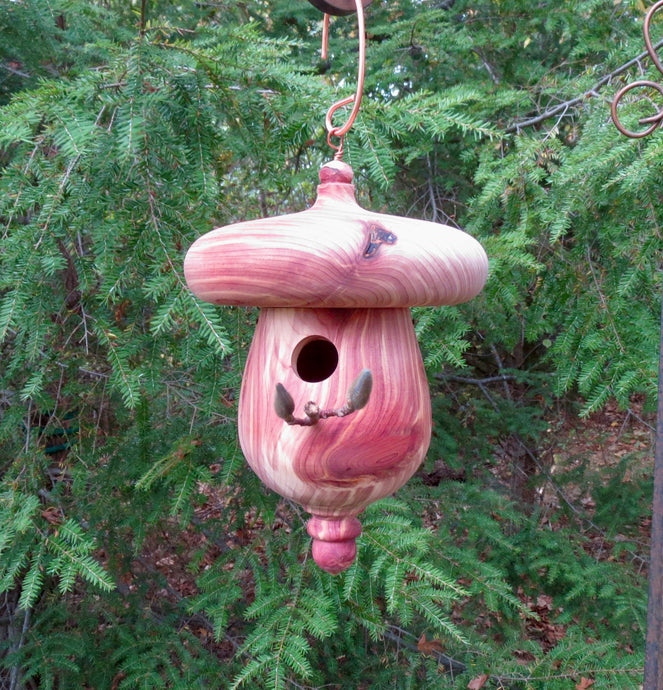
[184,160,489,573]
[184,161,488,309]
[238,307,431,573]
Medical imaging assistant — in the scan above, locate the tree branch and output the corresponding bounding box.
[434,373,518,385]
[382,626,523,689]
[506,39,663,133]
[1,62,31,78]
[8,606,31,690]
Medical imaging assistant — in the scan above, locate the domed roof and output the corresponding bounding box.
[183,160,488,309]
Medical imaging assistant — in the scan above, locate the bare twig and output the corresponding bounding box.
[627,406,656,433]
[514,434,649,563]
[426,154,440,223]
[8,606,31,690]
[275,370,373,426]
[381,626,467,677]
[506,38,663,133]
[491,344,514,402]
[382,626,522,689]
[434,373,518,412]
[434,373,518,386]
[472,48,500,85]
[586,245,626,356]
[1,62,31,78]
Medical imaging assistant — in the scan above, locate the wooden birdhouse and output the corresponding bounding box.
[183,159,488,573]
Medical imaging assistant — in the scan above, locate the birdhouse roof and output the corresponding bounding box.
[183,160,488,309]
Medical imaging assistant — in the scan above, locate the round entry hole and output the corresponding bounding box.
[293,337,339,383]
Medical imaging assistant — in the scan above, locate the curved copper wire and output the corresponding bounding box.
[612,80,663,138]
[644,0,663,74]
[322,0,366,158]
[612,0,663,138]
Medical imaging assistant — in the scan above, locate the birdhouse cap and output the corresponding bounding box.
[183,161,488,308]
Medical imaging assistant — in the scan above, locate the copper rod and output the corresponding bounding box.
[323,0,366,157]
[321,13,330,60]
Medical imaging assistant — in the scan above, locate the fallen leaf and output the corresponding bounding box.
[513,648,536,664]
[536,594,553,611]
[467,674,489,689]
[417,633,444,656]
[41,506,63,525]
[576,678,595,689]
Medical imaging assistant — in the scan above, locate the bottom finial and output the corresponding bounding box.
[307,515,362,575]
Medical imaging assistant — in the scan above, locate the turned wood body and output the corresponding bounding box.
[183,162,488,309]
[238,307,431,573]
[184,160,489,574]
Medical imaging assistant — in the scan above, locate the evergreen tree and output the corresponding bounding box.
[0,0,656,687]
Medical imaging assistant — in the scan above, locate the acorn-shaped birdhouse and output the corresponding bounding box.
[184,160,488,574]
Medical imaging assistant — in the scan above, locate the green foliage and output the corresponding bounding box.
[0,489,113,610]
[0,0,656,687]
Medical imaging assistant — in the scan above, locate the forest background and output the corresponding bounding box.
[0,0,661,687]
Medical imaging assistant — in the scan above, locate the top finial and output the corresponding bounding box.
[319,159,353,184]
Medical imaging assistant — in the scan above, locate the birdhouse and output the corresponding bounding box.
[183,159,488,573]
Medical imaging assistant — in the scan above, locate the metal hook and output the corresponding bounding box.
[321,0,367,159]
[644,0,663,75]
[611,0,663,138]
[612,79,663,138]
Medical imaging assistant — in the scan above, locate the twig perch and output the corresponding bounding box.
[275,369,373,426]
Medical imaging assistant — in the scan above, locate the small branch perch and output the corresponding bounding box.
[275,369,373,426]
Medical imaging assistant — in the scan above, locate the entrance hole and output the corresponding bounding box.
[293,337,339,383]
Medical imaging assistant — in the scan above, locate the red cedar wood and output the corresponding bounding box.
[183,160,488,573]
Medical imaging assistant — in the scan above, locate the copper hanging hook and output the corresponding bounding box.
[611,0,663,138]
[321,13,330,60]
[321,0,367,159]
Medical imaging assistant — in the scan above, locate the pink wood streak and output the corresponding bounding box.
[183,161,488,309]
[184,160,489,574]
[238,307,431,573]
